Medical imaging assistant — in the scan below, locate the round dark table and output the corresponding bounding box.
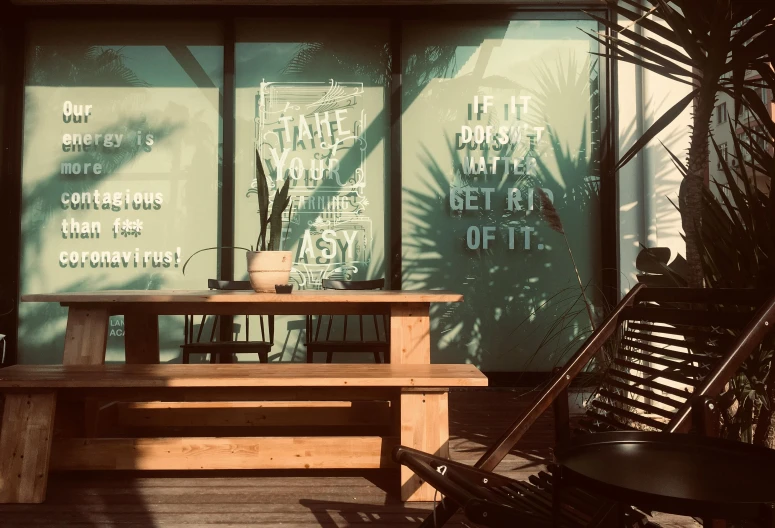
[554,431,775,527]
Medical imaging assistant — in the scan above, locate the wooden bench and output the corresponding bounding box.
[0,363,486,504]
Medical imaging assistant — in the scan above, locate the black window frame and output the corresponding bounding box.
[0,2,617,367]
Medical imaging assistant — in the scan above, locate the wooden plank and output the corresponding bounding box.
[399,389,449,502]
[123,313,160,364]
[390,303,431,364]
[13,0,606,5]
[116,401,392,428]
[59,386,401,403]
[21,290,463,304]
[0,364,488,389]
[50,436,397,471]
[0,392,57,503]
[62,307,109,365]
[110,302,392,317]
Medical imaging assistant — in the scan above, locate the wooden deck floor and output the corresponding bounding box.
[0,389,698,527]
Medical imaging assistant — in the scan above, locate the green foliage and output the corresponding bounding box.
[584,1,775,173]
[641,107,775,444]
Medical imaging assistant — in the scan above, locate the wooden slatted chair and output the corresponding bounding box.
[394,285,775,528]
[305,278,390,363]
[181,279,274,364]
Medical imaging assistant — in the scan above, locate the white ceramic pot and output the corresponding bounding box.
[246,251,293,293]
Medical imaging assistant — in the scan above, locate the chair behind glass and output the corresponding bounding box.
[305,278,389,363]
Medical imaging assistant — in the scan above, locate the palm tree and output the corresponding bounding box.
[586,0,775,287]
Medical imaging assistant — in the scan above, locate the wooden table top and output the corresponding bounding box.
[21,289,463,304]
[0,364,487,388]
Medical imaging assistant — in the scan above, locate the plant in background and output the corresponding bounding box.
[182,151,293,277]
[584,0,775,287]
[535,186,596,330]
[640,98,775,447]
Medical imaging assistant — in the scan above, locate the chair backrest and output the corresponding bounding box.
[474,285,775,473]
[578,287,770,435]
[310,278,387,343]
[184,279,273,344]
[207,279,251,291]
[322,278,385,291]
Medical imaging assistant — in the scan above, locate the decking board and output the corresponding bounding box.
[0,389,698,527]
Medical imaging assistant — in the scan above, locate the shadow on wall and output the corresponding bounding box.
[618,93,687,292]
[402,53,604,371]
[20,44,210,364]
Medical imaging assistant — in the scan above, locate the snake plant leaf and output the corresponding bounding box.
[255,150,270,251]
[268,177,292,251]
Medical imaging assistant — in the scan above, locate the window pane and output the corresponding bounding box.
[402,19,602,371]
[234,19,390,360]
[20,21,223,363]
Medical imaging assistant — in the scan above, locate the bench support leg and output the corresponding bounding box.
[400,388,449,502]
[390,303,430,364]
[63,307,109,365]
[0,392,57,503]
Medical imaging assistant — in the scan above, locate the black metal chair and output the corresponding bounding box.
[180,279,273,364]
[305,278,389,363]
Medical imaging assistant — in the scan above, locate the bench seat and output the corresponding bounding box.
[0,363,487,388]
[0,364,486,504]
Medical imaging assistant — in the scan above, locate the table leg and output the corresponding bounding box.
[399,388,449,502]
[124,313,160,364]
[390,303,431,365]
[0,392,57,503]
[63,307,109,365]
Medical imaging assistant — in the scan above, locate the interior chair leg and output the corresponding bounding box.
[258,351,268,364]
[326,351,334,363]
[210,353,218,364]
[182,350,189,364]
[373,351,382,363]
[306,348,314,363]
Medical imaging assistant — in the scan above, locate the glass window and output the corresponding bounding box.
[401,19,602,371]
[717,102,727,124]
[20,20,223,363]
[232,19,390,360]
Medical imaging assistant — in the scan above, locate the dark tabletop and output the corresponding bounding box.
[555,431,775,518]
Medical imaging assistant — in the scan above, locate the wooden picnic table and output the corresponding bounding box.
[21,289,463,366]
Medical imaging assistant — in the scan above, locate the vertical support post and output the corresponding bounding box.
[124,313,160,364]
[218,17,237,350]
[552,464,563,527]
[390,302,430,364]
[0,392,57,503]
[400,388,449,502]
[62,306,109,365]
[552,367,571,445]
[389,17,402,290]
[759,503,775,528]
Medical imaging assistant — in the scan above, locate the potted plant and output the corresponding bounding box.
[246,151,293,292]
[183,149,294,292]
